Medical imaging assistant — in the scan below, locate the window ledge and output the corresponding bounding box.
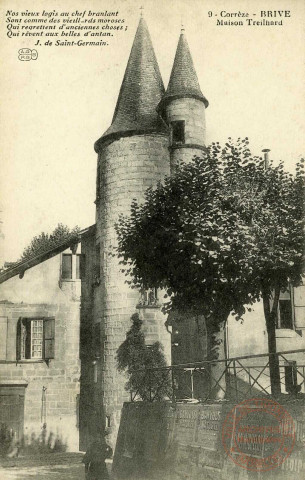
[136,303,162,309]
[276,328,296,338]
[61,279,82,282]
[0,380,28,387]
[18,359,45,363]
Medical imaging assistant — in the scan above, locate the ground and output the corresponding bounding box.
[0,453,86,480]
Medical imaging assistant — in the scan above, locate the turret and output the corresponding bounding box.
[158,28,208,170]
[92,17,171,447]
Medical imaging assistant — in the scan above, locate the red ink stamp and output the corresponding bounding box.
[222,398,295,472]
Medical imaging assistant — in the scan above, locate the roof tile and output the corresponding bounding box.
[162,32,208,108]
[97,18,167,148]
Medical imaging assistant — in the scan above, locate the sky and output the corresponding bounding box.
[0,0,304,263]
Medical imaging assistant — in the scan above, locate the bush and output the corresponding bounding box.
[117,314,171,401]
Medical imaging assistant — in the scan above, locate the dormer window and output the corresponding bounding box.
[171,121,185,145]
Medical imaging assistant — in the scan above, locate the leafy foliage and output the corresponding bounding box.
[115,138,304,395]
[115,138,304,321]
[21,223,80,261]
[116,314,170,400]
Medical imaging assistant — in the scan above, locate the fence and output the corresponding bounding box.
[129,349,305,403]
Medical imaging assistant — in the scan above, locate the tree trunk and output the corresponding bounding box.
[206,318,227,400]
[262,285,281,396]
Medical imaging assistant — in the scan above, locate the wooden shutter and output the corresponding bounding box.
[76,254,85,279]
[16,319,22,361]
[294,285,305,329]
[43,318,55,360]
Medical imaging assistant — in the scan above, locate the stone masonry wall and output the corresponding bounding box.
[138,305,171,365]
[170,146,205,170]
[166,97,206,144]
[95,133,170,448]
[165,97,206,169]
[0,301,80,451]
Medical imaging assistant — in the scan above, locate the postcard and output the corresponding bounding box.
[0,1,304,479]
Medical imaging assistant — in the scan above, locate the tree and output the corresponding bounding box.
[115,139,304,397]
[21,223,80,261]
[116,314,170,401]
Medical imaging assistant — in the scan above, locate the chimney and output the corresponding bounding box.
[262,149,270,169]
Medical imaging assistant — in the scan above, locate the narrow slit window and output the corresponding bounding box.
[171,121,185,145]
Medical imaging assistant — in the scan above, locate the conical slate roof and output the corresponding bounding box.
[95,18,167,150]
[160,32,208,111]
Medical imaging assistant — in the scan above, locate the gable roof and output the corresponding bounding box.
[0,224,96,285]
[94,18,167,152]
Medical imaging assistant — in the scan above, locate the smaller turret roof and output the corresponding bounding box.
[159,31,208,112]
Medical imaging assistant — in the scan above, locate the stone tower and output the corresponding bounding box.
[158,29,209,170]
[93,17,170,446]
[80,19,209,451]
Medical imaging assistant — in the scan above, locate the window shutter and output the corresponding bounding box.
[16,319,22,361]
[76,254,85,279]
[80,254,86,278]
[294,286,305,329]
[44,318,55,360]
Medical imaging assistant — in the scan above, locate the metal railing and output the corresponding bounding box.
[129,349,305,403]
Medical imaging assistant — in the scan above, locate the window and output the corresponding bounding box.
[17,318,55,361]
[277,299,293,329]
[171,121,185,145]
[76,254,85,279]
[139,288,159,306]
[61,252,85,281]
[62,254,72,279]
[30,319,44,358]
